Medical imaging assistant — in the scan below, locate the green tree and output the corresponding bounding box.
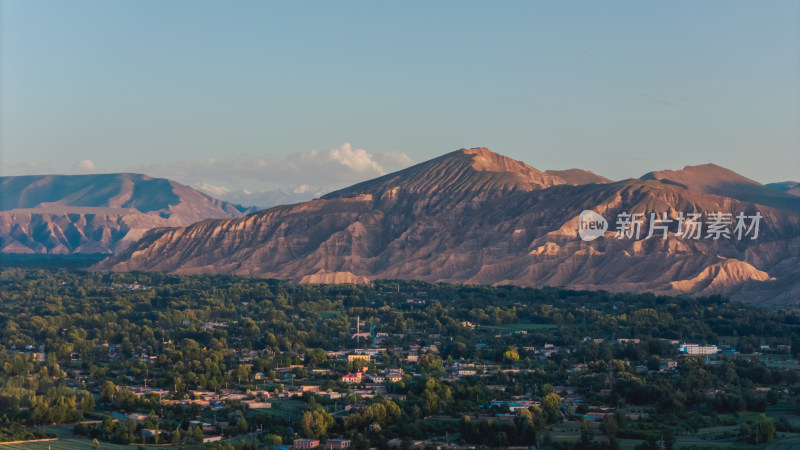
[305,348,327,367]
[754,413,776,444]
[99,381,116,403]
[503,346,520,363]
[102,417,114,439]
[264,434,282,445]
[580,418,594,447]
[542,393,563,423]
[601,414,618,437]
[418,352,445,377]
[514,408,536,444]
[79,392,95,413]
[233,364,252,384]
[300,407,334,440]
[237,416,248,434]
[192,425,203,443]
[739,422,751,441]
[420,378,452,415]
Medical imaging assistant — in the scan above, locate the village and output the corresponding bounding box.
[2,273,799,449]
[44,313,794,449]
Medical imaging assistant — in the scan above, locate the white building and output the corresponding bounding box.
[678,344,719,355]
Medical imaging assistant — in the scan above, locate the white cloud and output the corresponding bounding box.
[132,143,414,195]
[329,143,385,174]
[375,151,415,168]
[293,184,317,194]
[193,182,231,198]
[73,159,96,172]
[168,144,416,208]
[0,144,414,209]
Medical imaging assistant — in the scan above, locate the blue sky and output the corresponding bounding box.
[1,1,798,199]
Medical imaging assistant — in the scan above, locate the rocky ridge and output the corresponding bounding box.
[0,173,251,254]
[93,148,800,307]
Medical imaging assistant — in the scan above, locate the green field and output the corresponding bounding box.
[760,354,800,370]
[0,425,266,450]
[766,435,800,449]
[247,398,304,421]
[0,438,98,450]
[542,418,800,450]
[482,323,557,331]
[548,420,589,444]
[0,426,103,450]
[695,424,739,437]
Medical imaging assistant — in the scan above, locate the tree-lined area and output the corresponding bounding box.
[0,266,799,449]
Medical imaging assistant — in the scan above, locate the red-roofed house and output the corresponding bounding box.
[341,372,362,384]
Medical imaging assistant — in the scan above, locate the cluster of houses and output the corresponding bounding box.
[38,301,794,449]
[9,344,46,362]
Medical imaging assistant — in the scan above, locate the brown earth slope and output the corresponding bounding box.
[0,173,251,254]
[93,148,800,307]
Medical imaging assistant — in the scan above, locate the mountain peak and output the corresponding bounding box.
[641,163,758,189]
[459,147,544,176]
[460,146,493,156]
[459,147,511,169]
[93,149,800,307]
[641,163,800,211]
[544,168,612,185]
[325,147,564,199]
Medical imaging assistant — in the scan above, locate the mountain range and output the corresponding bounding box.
[766,181,800,198]
[0,173,252,254]
[193,182,333,210]
[91,148,800,307]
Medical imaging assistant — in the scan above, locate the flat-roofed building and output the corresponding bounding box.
[325,439,351,449]
[294,438,320,448]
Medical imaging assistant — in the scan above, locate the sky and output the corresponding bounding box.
[1,1,798,205]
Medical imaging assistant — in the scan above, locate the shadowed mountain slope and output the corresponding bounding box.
[766,181,800,198]
[545,169,612,185]
[641,164,800,212]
